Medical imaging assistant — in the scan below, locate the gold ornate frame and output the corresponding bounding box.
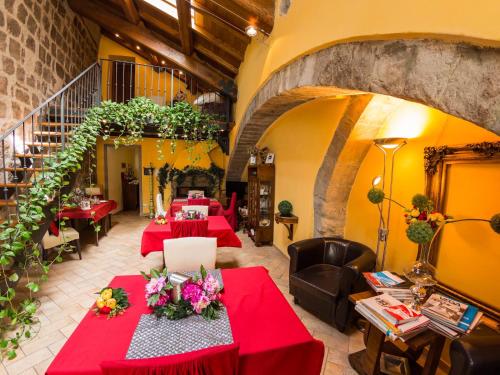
[423,141,500,320]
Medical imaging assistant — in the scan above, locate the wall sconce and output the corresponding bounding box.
[373,137,407,270]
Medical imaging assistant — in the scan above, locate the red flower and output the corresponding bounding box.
[418,211,427,221]
[100,306,112,314]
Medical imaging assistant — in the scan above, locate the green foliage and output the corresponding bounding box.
[490,213,500,234]
[0,97,220,360]
[406,221,435,244]
[278,200,293,216]
[367,188,385,204]
[411,194,433,211]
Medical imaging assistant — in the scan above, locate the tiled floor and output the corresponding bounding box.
[1,212,364,375]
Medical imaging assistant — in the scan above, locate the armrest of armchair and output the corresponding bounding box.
[450,324,500,375]
[339,246,376,297]
[287,238,325,274]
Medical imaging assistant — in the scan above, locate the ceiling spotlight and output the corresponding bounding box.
[245,25,258,37]
[372,176,382,187]
[161,60,165,64]
[179,70,184,75]
[114,33,120,38]
[136,45,141,50]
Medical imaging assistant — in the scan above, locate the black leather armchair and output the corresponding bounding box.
[288,237,376,332]
[450,324,500,375]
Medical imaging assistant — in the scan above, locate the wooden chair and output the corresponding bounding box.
[41,227,81,260]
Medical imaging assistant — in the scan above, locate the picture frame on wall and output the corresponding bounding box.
[265,153,275,164]
[249,154,257,165]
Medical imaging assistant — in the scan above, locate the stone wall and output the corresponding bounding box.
[0,0,99,132]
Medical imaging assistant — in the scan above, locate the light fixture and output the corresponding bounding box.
[179,70,184,75]
[245,25,258,37]
[114,33,120,38]
[136,45,141,50]
[161,60,165,64]
[372,175,382,187]
[372,137,408,270]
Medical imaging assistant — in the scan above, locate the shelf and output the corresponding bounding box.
[274,213,298,240]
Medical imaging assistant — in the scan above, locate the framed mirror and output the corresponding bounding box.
[423,141,500,320]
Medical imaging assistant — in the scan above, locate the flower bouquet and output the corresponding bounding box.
[141,265,223,320]
[155,215,168,225]
[94,287,129,318]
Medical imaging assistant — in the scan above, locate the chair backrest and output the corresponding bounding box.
[227,192,237,211]
[156,193,167,217]
[164,237,217,272]
[41,227,79,250]
[188,198,210,206]
[323,237,371,266]
[101,342,239,375]
[182,205,209,216]
[188,190,204,197]
[170,219,208,238]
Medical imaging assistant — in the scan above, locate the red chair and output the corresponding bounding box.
[100,343,240,375]
[224,192,238,231]
[170,219,208,238]
[187,198,210,206]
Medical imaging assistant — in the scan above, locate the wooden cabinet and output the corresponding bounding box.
[247,164,275,246]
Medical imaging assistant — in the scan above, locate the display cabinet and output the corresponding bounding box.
[247,164,275,246]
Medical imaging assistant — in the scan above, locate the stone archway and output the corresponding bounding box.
[227,38,500,235]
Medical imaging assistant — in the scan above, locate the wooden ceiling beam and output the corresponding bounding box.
[194,43,238,75]
[176,0,194,55]
[69,0,235,97]
[192,25,243,61]
[213,0,274,33]
[139,9,180,39]
[119,0,142,24]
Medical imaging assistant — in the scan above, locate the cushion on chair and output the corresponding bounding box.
[42,227,80,249]
[290,264,341,299]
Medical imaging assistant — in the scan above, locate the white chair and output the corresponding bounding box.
[182,205,209,216]
[41,227,81,260]
[163,237,217,272]
[188,190,204,198]
[155,193,167,217]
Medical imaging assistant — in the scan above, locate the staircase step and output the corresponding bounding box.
[0,200,17,207]
[0,167,44,172]
[34,131,73,136]
[15,153,54,159]
[0,182,33,188]
[25,142,63,148]
[39,121,79,127]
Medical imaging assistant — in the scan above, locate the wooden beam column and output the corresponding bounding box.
[176,0,194,55]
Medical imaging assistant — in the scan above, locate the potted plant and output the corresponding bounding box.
[278,200,293,217]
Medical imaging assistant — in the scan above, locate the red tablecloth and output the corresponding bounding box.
[141,216,241,256]
[168,200,224,216]
[46,267,324,375]
[57,200,117,222]
[170,219,208,238]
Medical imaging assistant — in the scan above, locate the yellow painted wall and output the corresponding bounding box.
[255,97,349,255]
[344,102,500,308]
[96,137,225,216]
[232,0,500,147]
[98,36,194,104]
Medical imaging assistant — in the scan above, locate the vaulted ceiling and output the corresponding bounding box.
[68,0,275,96]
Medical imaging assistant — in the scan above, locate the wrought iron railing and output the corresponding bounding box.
[0,63,101,224]
[0,59,232,224]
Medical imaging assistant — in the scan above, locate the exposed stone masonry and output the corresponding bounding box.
[0,0,99,132]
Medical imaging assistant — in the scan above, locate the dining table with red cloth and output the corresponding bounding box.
[170,219,209,238]
[45,266,325,375]
[57,200,117,222]
[167,199,224,217]
[141,216,241,256]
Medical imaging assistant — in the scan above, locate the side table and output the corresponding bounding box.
[348,291,446,375]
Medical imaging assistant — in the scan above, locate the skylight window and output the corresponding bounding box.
[144,0,195,24]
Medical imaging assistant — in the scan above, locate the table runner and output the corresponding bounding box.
[46,267,324,375]
[126,309,233,359]
[141,216,242,256]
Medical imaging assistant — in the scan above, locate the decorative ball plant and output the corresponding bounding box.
[406,221,435,244]
[490,213,500,234]
[278,200,293,217]
[367,188,385,204]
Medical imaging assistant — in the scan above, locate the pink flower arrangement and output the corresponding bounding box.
[141,265,223,320]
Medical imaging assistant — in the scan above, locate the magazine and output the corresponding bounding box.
[422,293,468,325]
[382,304,421,325]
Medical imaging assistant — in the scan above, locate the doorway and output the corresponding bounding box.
[104,145,142,215]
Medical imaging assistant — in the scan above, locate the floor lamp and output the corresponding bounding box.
[144,164,155,219]
[372,137,407,270]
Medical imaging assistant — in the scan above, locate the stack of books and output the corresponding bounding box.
[421,293,483,339]
[355,293,430,342]
[363,271,413,302]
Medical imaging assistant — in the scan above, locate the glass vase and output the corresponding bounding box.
[404,243,437,310]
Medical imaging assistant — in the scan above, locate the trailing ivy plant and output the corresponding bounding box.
[0,97,221,360]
